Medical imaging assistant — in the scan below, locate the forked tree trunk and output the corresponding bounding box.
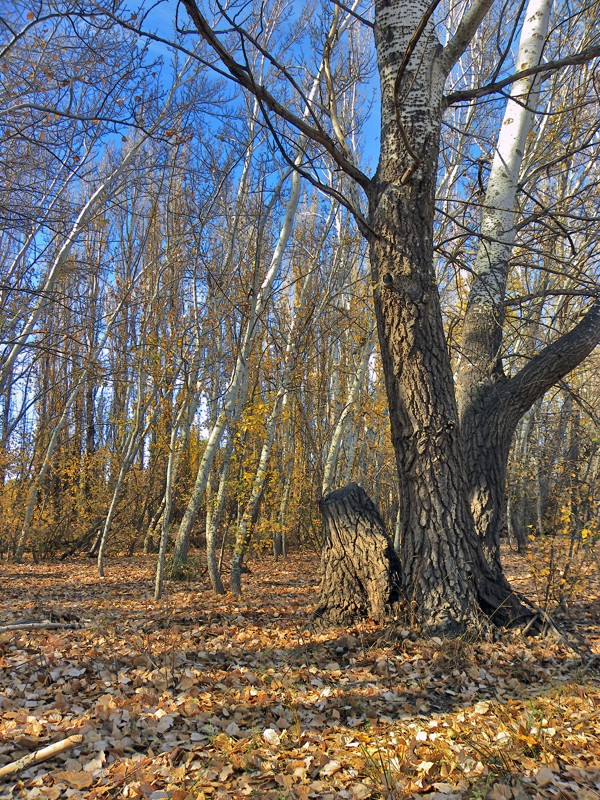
[365,0,494,631]
[312,484,402,630]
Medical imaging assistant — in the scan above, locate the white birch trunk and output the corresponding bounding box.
[205,434,236,593]
[478,0,552,271]
[458,0,552,397]
[322,323,376,495]
[274,473,292,558]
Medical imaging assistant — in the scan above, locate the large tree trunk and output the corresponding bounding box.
[313,484,402,630]
[460,391,513,573]
[367,0,488,630]
[459,302,600,576]
[370,0,600,631]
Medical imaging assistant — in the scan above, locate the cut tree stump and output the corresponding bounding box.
[312,483,403,630]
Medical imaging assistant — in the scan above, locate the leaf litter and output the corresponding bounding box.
[0,551,598,800]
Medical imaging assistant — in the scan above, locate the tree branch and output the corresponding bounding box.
[505,299,600,420]
[445,44,600,105]
[179,0,371,189]
[442,0,496,73]
[0,735,83,779]
[332,0,374,29]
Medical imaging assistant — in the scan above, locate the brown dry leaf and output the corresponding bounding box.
[54,770,94,789]
[536,767,557,787]
[486,784,512,800]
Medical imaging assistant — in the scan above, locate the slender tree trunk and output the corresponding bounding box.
[154,412,180,599]
[205,436,235,594]
[144,497,165,554]
[230,397,282,594]
[322,323,375,495]
[274,473,292,559]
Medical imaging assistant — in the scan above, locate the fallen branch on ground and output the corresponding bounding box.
[0,734,83,779]
[0,621,82,633]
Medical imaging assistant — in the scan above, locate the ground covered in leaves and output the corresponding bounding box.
[0,549,599,800]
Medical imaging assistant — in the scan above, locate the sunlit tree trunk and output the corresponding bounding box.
[367,0,485,628]
[322,323,375,495]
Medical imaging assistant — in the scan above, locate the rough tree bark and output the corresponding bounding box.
[456,0,600,579]
[312,483,402,630]
[460,304,600,575]
[365,0,492,629]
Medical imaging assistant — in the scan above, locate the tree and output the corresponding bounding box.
[313,483,402,630]
[173,0,600,630]
[456,0,600,583]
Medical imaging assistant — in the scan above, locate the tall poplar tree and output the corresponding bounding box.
[176,0,600,630]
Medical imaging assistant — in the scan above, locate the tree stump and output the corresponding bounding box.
[312,483,403,630]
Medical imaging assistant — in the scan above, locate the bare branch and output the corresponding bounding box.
[179,0,371,189]
[0,735,83,779]
[252,89,373,235]
[332,0,374,29]
[505,299,600,420]
[445,44,600,105]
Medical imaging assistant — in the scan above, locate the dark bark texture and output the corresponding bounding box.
[313,483,403,630]
[458,299,600,569]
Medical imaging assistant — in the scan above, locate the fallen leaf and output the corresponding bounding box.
[263,728,280,745]
[320,760,341,776]
[536,767,556,787]
[486,784,512,800]
[54,770,94,789]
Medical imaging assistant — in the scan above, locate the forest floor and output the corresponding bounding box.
[0,546,599,800]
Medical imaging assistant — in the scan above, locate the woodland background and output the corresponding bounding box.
[0,0,598,595]
[1,1,600,798]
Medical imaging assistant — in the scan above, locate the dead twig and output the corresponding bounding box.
[0,621,82,633]
[0,734,83,779]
